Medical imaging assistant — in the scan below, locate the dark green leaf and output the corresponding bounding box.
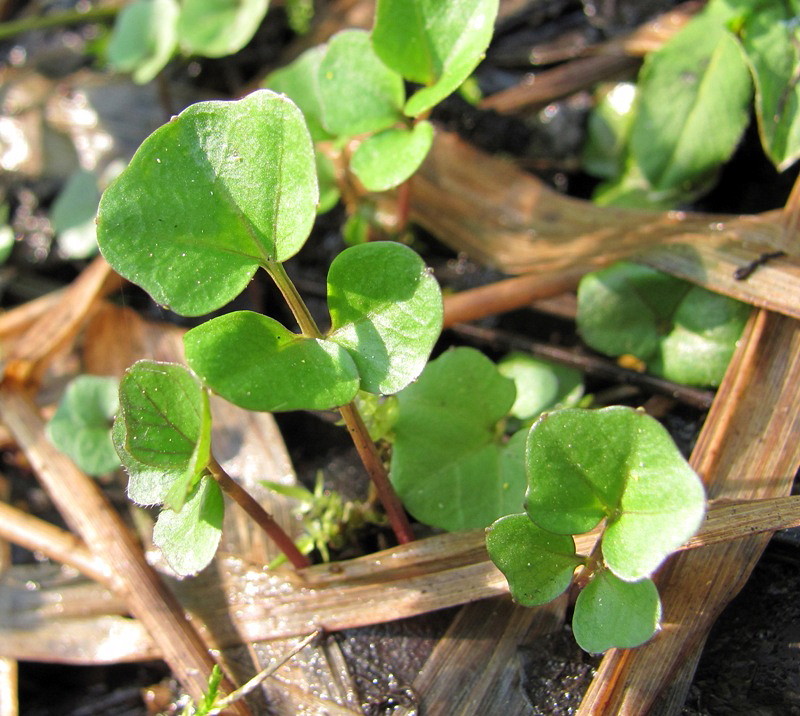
[47,375,120,477]
[178,0,269,58]
[350,121,434,191]
[390,347,526,531]
[486,513,581,606]
[115,361,211,511]
[184,311,361,411]
[317,30,404,137]
[327,242,443,394]
[97,90,318,316]
[106,0,178,83]
[153,475,223,576]
[372,0,499,116]
[572,570,661,653]
[628,0,752,190]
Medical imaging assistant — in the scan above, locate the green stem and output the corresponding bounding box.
[207,457,311,570]
[0,5,119,42]
[262,261,415,544]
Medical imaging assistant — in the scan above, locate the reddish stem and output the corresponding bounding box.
[208,457,310,570]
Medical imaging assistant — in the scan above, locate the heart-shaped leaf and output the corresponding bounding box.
[390,348,526,531]
[577,262,749,387]
[177,0,269,58]
[97,90,318,316]
[526,406,706,580]
[184,311,360,412]
[486,513,582,606]
[153,475,224,576]
[317,29,405,137]
[350,121,435,192]
[572,570,661,653]
[115,361,211,511]
[47,375,120,477]
[372,0,499,117]
[327,242,442,394]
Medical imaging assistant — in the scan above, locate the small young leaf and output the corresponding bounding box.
[51,169,101,259]
[572,570,661,653]
[184,311,361,412]
[178,0,269,58]
[317,30,405,137]
[115,361,211,511]
[327,242,443,394]
[264,45,334,142]
[372,0,499,117]
[315,150,340,214]
[350,121,434,192]
[727,0,800,170]
[497,352,583,421]
[97,90,318,316]
[628,0,752,191]
[47,375,120,477]
[583,82,637,181]
[577,262,749,387]
[106,0,178,83]
[390,347,526,531]
[486,514,582,606]
[153,475,224,576]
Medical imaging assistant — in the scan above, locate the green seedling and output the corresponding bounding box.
[577,261,750,387]
[106,0,269,83]
[583,0,800,208]
[97,89,443,568]
[265,0,499,205]
[487,406,705,653]
[46,375,120,477]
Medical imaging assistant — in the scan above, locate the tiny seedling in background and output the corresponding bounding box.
[577,261,750,387]
[487,406,706,653]
[47,375,120,477]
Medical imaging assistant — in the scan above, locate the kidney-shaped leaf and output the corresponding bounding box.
[107,0,178,83]
[372,0,499,117]
[97,90,318,316]
[573,570,661,653]
[318,30,405,137]
[327,242,442,394]
[115,361,211,510]
[184,311,360,412]
[178,0,269,58]
[47,375,120,477]
[486,513,581,607]
[153,475,224,576]
[350,121,435,192]
[390,348,525,531]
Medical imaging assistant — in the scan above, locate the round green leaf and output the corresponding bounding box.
[177,0,269,58]
[390,347,525,531]
[317,30,405,137]
[47,375,120,477]
[265,45,334,142]
[107,0,178,83]
[184,311,360,412]
[486,514,581,606]
[350,121,434,192]
[497,352,583,421]
[97,90,318,316]
[327,242,442,394]
[116,360,211,510]
[372,0,499,117]
[153,475,224,576]
[51,169,101,259]
[573,570,661,653]
[577,262,749,386]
